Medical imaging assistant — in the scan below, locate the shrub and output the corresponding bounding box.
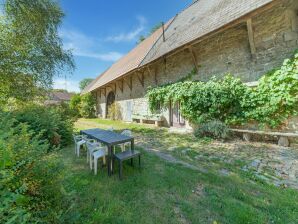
[107,102,122,120]
[147,75,247,124]
[147,50,298,128]
[194,120,230,139]
[69,94,82,118]
[79,93,96,118]
[13,104,74,149]
[0,111,69,223]
[52,101,79,120]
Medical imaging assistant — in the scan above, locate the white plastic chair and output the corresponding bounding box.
[86,140,101,165]
[92,149,107,175]
[76,138,86,157]
[120,130,133,152]
[107,127,114,132]
[73,134,82,154]
[73,134,86,157]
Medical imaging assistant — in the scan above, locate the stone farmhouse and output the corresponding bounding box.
[83,0,298,129]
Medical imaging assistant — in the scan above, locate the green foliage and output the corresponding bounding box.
[69,94,82,117]
[147,74,247,124]
[79,93,96,118]
[147,50,298,128]
[69,93,96,118]
[0,0,74,103]
[241,50,298,127]
[107,102,122,120]
[79,78,94,91]
[13,104,74,149]
[137,22,162,44]
[194,120,230,139]
[51,101,78,120]
[0,111,69,223]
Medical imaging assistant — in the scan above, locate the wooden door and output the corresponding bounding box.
[170,101,185,127]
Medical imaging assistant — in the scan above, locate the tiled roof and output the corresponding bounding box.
[50,91,74,101]
[85,19,174,93]
[140,0,273,66]
[84,0,274,93]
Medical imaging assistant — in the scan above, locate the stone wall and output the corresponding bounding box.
[95,0,298,130]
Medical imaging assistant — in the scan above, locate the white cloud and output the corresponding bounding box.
[53,78,80,93]
[60,29,123,62]
[105,16,147,42]
[73,51,123,62]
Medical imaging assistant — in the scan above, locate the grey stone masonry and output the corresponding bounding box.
[95,0,298,131]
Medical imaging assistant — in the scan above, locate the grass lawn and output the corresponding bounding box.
[58,118,298,224]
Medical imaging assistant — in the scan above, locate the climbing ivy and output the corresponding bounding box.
[147,50,298,128]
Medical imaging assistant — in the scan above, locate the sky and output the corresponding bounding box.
[55,0,192,92]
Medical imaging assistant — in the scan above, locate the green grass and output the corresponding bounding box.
[57,118,298,223]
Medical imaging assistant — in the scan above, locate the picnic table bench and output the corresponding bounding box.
[81,128,139,177]
[230,128,298,147]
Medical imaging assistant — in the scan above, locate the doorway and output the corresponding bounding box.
[106,91,115,118]
[170,101,185,127]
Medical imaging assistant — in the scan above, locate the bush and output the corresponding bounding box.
[107,102,122,120]
[53,101,79,120]
[0,111,69,223]
[147,75,247,124]
[147,50,298,128]
[79,93,96,118]
[194,120,230,139]
[69,94,81,118]
[13,104,74,149]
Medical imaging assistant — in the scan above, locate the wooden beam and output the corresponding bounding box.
[124,76,132,90]
[286,9,298,32]
[246,18,256,60]
[187,46,199,71]
[136,71,144,87]
[118,80,123,93]
[163,57,167,76]
[155,69,158,85]
[148,65,158,85]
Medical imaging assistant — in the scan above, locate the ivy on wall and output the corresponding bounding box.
[147,50,298,128]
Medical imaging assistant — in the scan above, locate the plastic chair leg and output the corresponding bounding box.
[94,159,97,175]
[90,155,93,170]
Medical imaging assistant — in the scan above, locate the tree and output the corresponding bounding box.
[79,78,94,91]
[137,22,162,44]
[79,93,96,118]
[150,22,162,34]
[0,0,74,104]
[69,94,81,117]
[136,35,146,44]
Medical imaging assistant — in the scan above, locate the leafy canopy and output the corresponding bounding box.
[0,0,74,103]
[79,78,94,91]
[70,93,96,118]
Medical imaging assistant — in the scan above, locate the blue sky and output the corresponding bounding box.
[55,0,192,92]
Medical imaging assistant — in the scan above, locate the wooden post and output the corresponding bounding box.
[247,18,256,60]
[286,9,298,32]
[147,66,158,85]
[118,80,123,93]
[103,88,106,98]
[136,71,144,87]
[124,76,132,91]
[188,46,199,72]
